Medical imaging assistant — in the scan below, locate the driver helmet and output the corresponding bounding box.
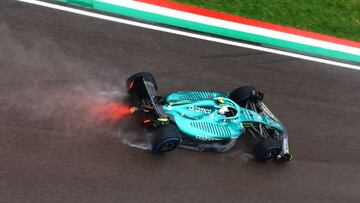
[218,105,230,115]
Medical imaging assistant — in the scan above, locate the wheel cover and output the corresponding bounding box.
[263,148,281,160]
[156,139,179,153]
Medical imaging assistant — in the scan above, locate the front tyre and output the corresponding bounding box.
[253,137,282,161]
[152,124,181,154]
[229,86,262,107]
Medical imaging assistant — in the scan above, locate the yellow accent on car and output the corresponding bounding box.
[168,101,191,105]
[157,118,169,122]
[217,97,225,104]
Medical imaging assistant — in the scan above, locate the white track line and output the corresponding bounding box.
[17,0,360,71]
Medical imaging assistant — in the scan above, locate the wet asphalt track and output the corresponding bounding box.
[1,1,360,202]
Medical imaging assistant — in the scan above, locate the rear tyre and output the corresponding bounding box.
[126,72,158,95]
[152,124,181,154]
[253,137,282,161]
[229,86,262,107]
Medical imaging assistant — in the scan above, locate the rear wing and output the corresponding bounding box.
[128,77,169,124]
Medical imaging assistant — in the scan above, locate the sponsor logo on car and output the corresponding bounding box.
[188,105,212,114]
[195,135,221,141]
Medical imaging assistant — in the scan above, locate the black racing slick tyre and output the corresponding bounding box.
[126,72,158,95]
[253,137,282,161]
[152,124,181,154]
[229,86,262,107]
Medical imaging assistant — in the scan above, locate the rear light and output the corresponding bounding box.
[130,107,137,114]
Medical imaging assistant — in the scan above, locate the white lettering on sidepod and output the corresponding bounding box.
[188,105,212,114]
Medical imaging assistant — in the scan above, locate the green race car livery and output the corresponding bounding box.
[126,72,292,161]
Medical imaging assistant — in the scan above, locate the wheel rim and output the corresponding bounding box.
[263,148,281,160]
[156,139,179,153]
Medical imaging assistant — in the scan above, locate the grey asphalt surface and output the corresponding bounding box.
[1,1,360,202]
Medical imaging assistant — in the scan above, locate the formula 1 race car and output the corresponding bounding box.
[126,72,292,161]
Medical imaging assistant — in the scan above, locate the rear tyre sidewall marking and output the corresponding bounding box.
[126,72,158,95]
